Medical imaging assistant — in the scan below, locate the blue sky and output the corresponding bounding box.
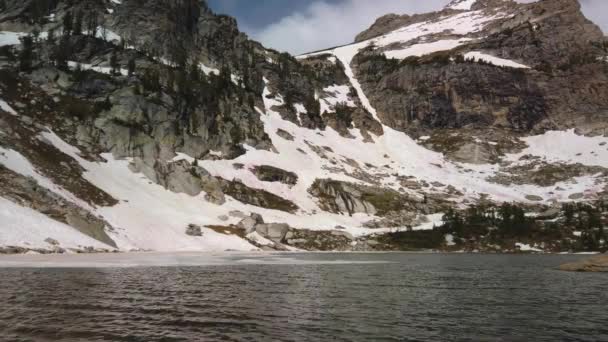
[208,0,608,55]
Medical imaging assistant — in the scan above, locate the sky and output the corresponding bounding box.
[208,0,608,55]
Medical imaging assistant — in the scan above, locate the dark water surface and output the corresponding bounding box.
[0,253,606,341]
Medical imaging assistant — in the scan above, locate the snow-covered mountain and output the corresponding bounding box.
[0,0,607,253]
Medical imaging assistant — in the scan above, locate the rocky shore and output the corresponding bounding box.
[559,255,608,272]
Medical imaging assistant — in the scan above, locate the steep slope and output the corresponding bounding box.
[0,0,607,253]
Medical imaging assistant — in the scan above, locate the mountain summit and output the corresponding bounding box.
[0,0,607,253]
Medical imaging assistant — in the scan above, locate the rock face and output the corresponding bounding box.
[559,255,608,272]
[220,179,299,213]
[353,0,608,136]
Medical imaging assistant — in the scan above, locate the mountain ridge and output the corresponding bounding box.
[0,0,607,254]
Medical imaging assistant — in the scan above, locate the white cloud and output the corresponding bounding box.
[250,0,446,55]
[249,0,607,55]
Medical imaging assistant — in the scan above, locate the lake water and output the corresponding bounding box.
[0,253,606,341]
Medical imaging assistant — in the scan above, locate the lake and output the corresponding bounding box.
[0,253,606,341]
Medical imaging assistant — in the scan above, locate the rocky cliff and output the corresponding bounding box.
[0,0,606,253]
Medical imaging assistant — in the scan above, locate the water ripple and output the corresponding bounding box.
[0,253,607,341]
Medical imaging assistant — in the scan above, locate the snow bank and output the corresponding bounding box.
[0,99,17,115]
[0,197,113,251]
[385,38,472,60]
[446,0,478,10]
[68,61,129,77]
[0,31,25,47]
[319,84,356,114]
[464,51,530,68]
[0,146,94,211]
[506,129,608,168]
[515,243,543,252]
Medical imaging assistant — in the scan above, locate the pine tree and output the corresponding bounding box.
[18,34,35,71]
[63,11,73,36]
[73,10,84,35]
[47,28,56,45]
[127,57,136,76]
[110,51,119,76]
[54,36,70,69]
[86,10,98,37]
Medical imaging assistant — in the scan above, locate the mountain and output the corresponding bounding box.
[0,0,607,254]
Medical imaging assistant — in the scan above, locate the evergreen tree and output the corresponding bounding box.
[31,27,41,43]
[110,51,119,76]
[54,36,71,69]
[247,94,255,109]
[18,35,35,71]
[47,28,56,45]
[86,10,98,37]
[142,67,161,92]
[62,11,73,36]
[54,36,72,70]
[73,10,84,35]
[127,57,136,76]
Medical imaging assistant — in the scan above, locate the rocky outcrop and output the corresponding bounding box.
[488,162,608,187]
[559,255,608,272]
[185,224,203,237]
[252,165,298,186]
[221,179,298,213]
[0,166,117,248]
[237,214,289,244]
[309,179,378,216]
[284,229,355,251]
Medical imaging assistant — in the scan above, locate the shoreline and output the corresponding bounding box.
[0,250,603,269]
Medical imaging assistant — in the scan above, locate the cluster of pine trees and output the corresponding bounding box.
[17,5,138,77]
[562,202,607,251]
[439,201,607,251]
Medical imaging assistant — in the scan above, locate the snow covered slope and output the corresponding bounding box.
[0,0,606,253]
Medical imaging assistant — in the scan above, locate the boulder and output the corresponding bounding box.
[44,238,60,246]
[185,224,203,237]
[568,193,585,200]
[255,223,290,242]
[237,213,264,234]
[525,195,544,202]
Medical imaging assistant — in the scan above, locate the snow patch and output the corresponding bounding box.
[515,243,543,252]
[0,197,113,251]
[0,31,25,47]
[0,99,17,115]
[319,85,356,114]
[445,234,456,246]
[446,0,478,10]
[68,61,129,76]
[246,232,275,247]
[0,146,94,211]
[506,129,608,168]
[385,38,472,60]
[464,51,530,69]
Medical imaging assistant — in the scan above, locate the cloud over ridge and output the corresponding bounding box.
[247,0,607,55]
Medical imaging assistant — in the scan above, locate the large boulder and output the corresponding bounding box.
[255,223,290,242]
[185,224,203,237]
[237,213,264,234]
